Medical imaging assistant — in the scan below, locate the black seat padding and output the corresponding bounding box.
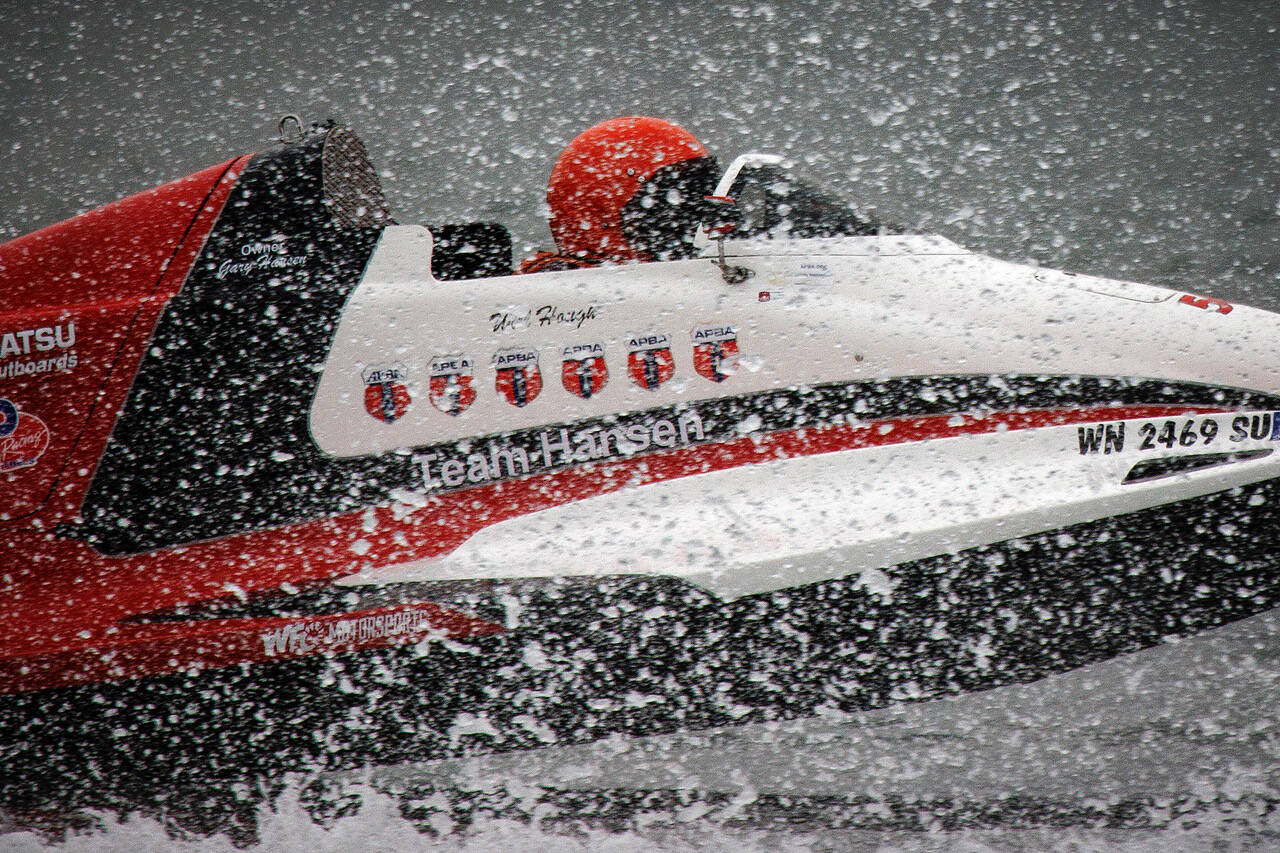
[427,222,513,280]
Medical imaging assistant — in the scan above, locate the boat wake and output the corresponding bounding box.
[5,606,1277,850]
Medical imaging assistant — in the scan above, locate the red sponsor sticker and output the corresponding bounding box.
[1179,293,1232,314]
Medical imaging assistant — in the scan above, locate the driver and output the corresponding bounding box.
[520,116,719,273]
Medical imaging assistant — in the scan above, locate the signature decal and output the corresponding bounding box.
[217,241,308,280]
[491,304,600,334]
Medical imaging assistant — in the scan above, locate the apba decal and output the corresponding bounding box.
[428,355,476,416]
[362,362,411,423]
[561,343,608,399]
[494,347,542,407]
[691,324,739,383]
[626,333,675,391]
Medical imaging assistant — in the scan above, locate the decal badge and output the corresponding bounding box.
[428,355,476,416]
[626,333,675,391]
[494,347,542,408]
[361,362,411,423]
[691,324,739,383]
[561,343,608,399]
[0,399,50,472]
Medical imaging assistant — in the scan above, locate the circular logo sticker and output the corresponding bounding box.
[0,402,50,472]
[0,399,17,438]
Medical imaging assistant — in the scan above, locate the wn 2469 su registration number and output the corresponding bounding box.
[1078,413,1280,456]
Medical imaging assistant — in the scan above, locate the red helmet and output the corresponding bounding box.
[547,116,718,264]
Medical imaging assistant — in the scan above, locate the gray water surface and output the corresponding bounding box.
[2,0,1276,303]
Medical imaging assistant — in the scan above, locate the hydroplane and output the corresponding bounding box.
[2,121,1278,753]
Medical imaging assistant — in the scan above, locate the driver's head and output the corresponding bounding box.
[547,116,718,264]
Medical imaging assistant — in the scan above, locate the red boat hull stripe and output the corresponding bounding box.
[0,402,1225,694]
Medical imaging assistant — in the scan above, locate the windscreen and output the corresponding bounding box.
[725,163,891,239]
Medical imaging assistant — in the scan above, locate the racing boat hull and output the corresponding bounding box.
[2,123,1278,729]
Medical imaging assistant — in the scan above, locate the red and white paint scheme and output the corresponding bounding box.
[3,130,1280,698]
[313,213,1280,598]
